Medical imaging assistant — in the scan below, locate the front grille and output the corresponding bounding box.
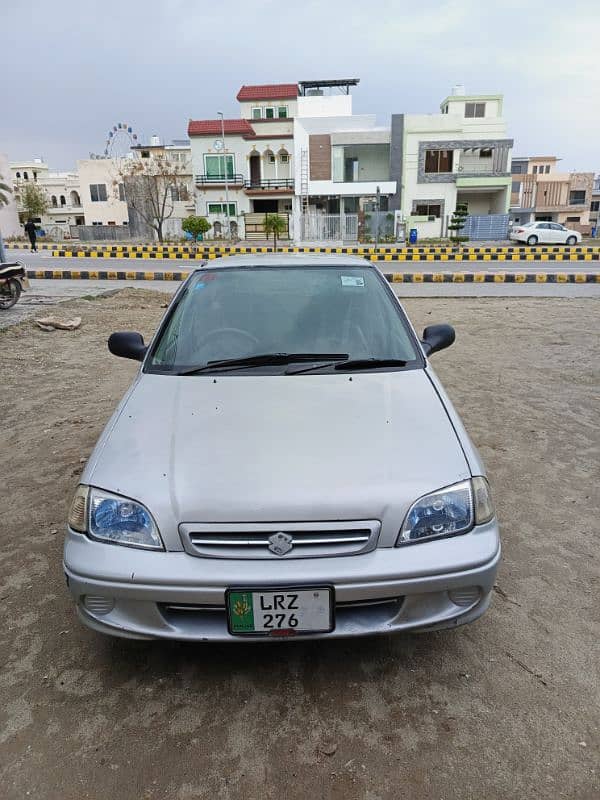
[179,520,380,559]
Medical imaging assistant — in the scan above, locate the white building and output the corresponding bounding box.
[396,86,513,238]
[293,79,396,241]
[9,158,84,237]
[77,158,129,227]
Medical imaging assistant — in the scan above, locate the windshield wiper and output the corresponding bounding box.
[178,353,349,375]
[287,357,408,375]
[334,358,408,371]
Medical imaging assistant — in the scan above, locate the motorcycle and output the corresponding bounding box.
[0,262,29,310]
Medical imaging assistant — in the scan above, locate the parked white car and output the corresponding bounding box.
[510,221,581,246]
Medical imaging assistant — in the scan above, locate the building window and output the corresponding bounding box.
[268,154,276,164]
[569,190,586,205]
[566,216,580,222]
[278,106,288,118]
[141,150,150,158]
[207,202,236,217]
[92,221,102,225]
[51,195,57,207]
[265,107,275,119]
[204,154,235,179]
[33,171,37,180]
[90,183,108,202]
[60,195,66,206]
[251,107,262,119]
[280,153,289,163]
[533,166,538,174]
[591,201,600,212]
[424,149,453,173]
[545,165,550,174]
[170,184,189,202]
[16,171,21,178]
[415,203,441,217]
[118,183,126,202]
[480,148,492,158]
[512,164,524,174]
[465,102,485,118]
[511,181,521,193]
[23,171,29,180]
[70,190,80,206]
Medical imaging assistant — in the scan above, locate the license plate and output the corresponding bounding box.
[226,587,334,636]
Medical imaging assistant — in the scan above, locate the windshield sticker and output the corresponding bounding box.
[341,275,365,288]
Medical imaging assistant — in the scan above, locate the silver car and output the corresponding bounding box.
[64,255,500,641]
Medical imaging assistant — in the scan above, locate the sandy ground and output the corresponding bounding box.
[0,289,598,800]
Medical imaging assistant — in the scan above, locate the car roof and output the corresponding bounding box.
[197,253,373,269]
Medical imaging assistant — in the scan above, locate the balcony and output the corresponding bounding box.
[48,204,82,213]
[244,178,294,194]
[195,174,245,187]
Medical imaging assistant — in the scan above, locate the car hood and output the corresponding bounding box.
[87,371,470,547]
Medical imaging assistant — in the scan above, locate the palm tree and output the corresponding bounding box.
[0,176,12,263]
[263,213,287,251]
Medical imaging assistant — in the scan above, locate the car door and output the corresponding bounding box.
[536,223,552,243]
[549,223,567,243]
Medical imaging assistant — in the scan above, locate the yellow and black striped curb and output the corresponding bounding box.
[7,242,600,257]
[41,250,600,262]
[26,269,600,284]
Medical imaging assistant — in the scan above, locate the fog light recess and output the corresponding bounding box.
[448,587,481,607]
[83,595,115,615]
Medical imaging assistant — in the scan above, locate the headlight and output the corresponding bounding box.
[397,480,473,545]
[397,477,495,546]
[68,485,164,550]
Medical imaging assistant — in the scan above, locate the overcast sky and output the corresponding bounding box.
[2,0,598,172]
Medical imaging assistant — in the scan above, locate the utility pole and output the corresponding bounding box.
[217,111,230,240]
[375,185,381,247]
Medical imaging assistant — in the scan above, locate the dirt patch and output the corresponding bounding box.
[0,289,598,800]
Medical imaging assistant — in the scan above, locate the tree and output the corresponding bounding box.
[0,176,11,263]
[263,213,287,250]
[448,202,469,243]
[20,181,49,220]
[119,155,187,243]
[182,215,211,243]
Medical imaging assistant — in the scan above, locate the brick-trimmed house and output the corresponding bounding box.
[510,156,595,234]
[189,84,296,239]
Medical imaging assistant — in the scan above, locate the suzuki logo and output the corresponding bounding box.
[268,532,293,556]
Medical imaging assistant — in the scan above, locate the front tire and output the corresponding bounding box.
[566,235,577,246]
[0,278,21,310]
[526,235,538,246]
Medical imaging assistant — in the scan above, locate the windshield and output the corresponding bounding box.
[148,266,421,374]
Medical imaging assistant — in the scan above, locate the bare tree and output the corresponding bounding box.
[119,155,187,243]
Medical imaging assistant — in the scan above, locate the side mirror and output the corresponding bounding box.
[108,331,147,361]
[421,324,455,356]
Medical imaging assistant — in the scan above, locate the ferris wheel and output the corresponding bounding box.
[90,123,140,159]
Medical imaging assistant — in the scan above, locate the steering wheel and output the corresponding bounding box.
[194,327,260,353]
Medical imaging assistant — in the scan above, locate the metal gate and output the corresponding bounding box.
[301,213,358,242]
[460,214,510,241]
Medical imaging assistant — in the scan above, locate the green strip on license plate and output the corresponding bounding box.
[228,591,256,633]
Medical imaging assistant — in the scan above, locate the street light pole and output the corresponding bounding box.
[217,111,230,240]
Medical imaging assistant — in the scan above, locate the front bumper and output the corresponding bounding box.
[63,522,501,641]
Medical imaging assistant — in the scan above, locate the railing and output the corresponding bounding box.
[244,179,295,191]
[195,174,245,185]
